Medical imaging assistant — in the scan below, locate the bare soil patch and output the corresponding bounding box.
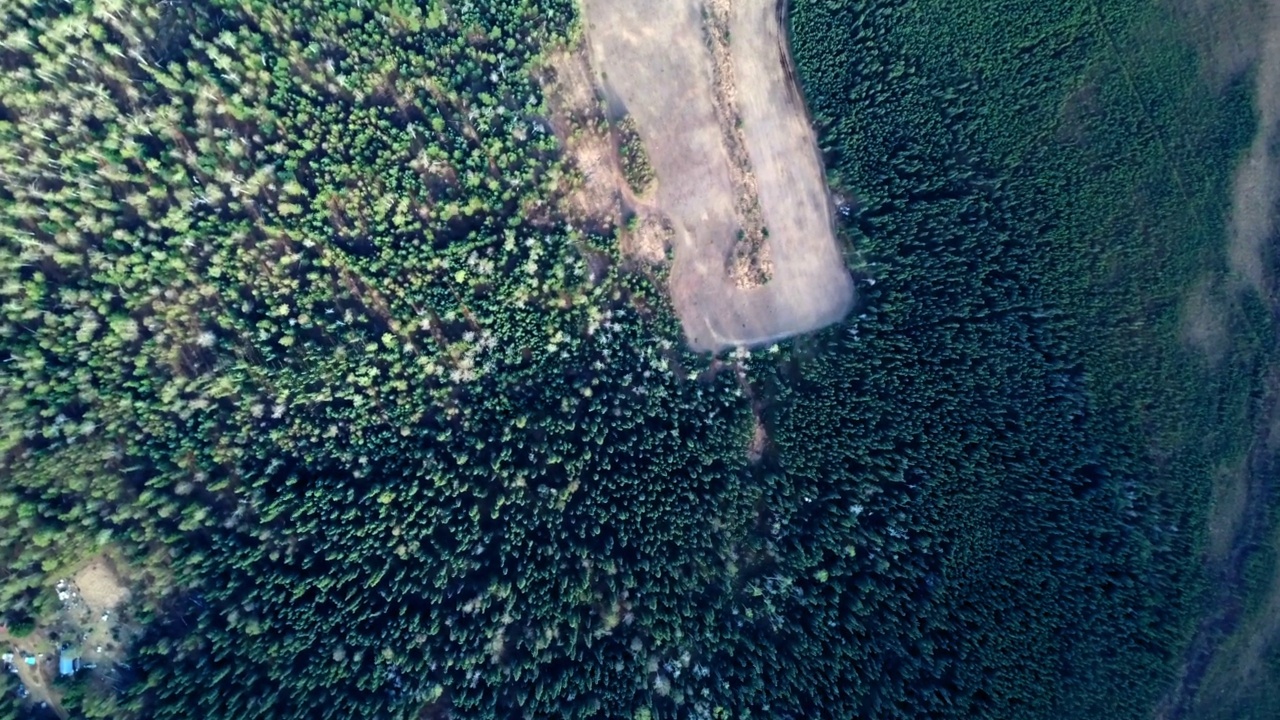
[576,0,854,351]
[621,213,674,265]
[63,556,137,670]
[3,552,144,718]
[746,415,768,463]
[541,47,629,232]
[73,559,130,617]
[542,47,680,278]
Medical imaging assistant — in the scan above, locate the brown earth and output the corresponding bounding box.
[74,559,130,617]
[541,47,679,272]
[746,411,768,463]
[573,0,855,351]
[621,213,674,265]
[66,556,135,670]
[703,0,773,288]
[541,46,630,232]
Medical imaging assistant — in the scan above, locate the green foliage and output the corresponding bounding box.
[5,619,35,639]
[0,672,21,720]
[0,0,751,717]
[614,115,655,195]
[0,0,1272,718]
[765,0,1273,716]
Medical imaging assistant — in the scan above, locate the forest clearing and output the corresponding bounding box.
[2,553,137,718]
[575,0,854,351]
[2,0,1279,717]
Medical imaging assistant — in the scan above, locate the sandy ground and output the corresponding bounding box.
[576,0,854,351]
[74,559,130,616]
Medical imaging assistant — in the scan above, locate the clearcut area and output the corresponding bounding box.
[577,0,855,351]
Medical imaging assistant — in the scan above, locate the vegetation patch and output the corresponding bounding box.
[0,0,1275,719]
[613,115,656,196]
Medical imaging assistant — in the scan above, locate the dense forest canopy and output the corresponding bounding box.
[0,0,1276,718]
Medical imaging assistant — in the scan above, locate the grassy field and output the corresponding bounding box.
[579,0,854,350]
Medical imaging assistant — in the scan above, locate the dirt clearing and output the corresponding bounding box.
[541,46,630,232]
[73,559,130,617]
[3,552,145,718]
[574,0,854,351]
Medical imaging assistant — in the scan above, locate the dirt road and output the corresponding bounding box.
[578,0,854,351]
